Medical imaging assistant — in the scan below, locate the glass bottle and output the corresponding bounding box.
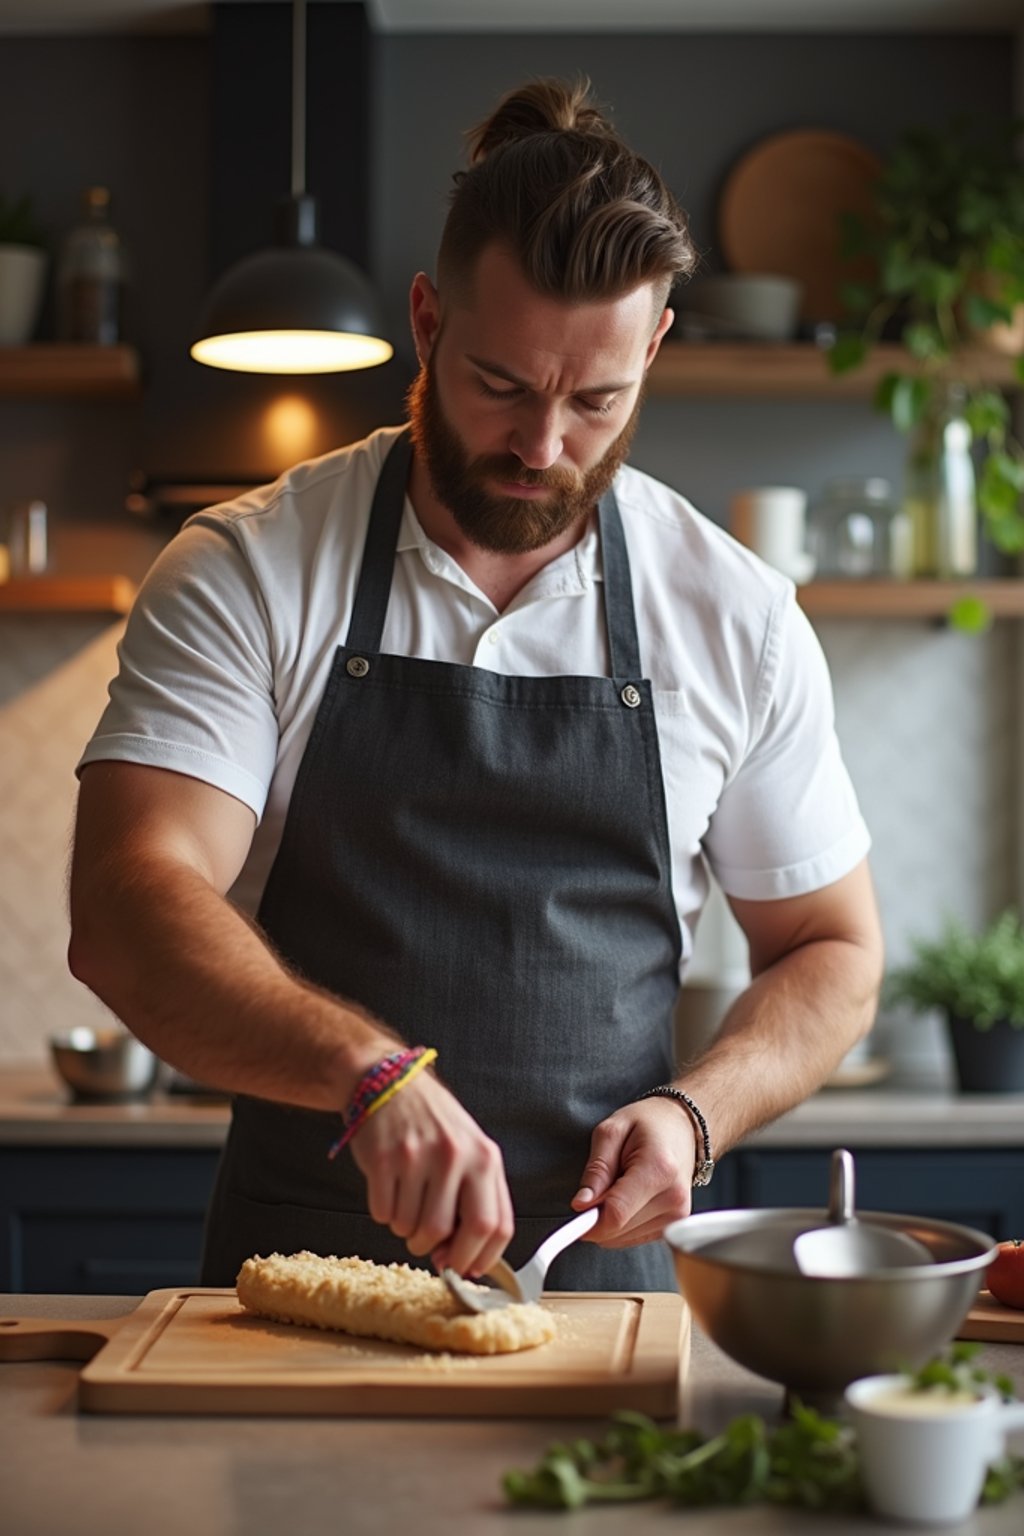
[807,477,912,578]
[902,382,978,578]
[56,186,126,345]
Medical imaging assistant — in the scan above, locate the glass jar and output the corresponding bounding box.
[903,382,978,578]
[807,477,911,578]
[56,185,126,345]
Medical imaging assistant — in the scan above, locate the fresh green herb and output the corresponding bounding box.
[503,1405,863,1512]
[502,1346,1024,1513]
[906,1339,1016,1400]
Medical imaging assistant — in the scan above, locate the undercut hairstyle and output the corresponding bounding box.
[437,77,697,314]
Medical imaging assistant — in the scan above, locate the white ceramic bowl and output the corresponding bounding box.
[678,274,803,341]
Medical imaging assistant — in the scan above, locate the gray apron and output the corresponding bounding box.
[202,431,681,1290]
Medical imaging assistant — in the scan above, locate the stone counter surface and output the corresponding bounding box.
[3,1063,1024,1148]
[3,1292,1024,1536]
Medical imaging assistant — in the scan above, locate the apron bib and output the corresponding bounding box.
[202,432,682,1290]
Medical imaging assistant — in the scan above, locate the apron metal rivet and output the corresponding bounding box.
[346,656,370,678]
[620,684,641,709]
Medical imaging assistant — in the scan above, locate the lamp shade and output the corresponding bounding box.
[191,242,393,374]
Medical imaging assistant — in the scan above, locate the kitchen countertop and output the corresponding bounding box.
[3,1291,1023,1536]
[3,1063,1024,1148]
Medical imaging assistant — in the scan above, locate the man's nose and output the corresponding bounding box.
[509,405,563,470]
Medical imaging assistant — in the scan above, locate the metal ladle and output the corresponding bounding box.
[793,1149,934,1277]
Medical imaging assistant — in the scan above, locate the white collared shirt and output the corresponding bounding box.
[79,426,869,977]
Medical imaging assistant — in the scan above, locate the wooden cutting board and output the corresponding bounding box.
[0,1287,688,1419]
[958,1291,1024,1344]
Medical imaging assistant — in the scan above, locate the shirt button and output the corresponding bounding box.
[487,630,500,646]
[620,684,642,709]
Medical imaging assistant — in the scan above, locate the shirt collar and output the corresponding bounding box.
[398,497,604,600]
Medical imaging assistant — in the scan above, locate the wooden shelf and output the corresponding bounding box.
[797,579,1024,619]
[0,344,141,398]
[647,342,1019,398]
[0,575,137,615]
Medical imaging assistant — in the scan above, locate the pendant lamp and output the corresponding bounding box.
[190,0,392,375]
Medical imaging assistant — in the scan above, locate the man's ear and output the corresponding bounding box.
[410,273,441,366]
[645,307,674,370]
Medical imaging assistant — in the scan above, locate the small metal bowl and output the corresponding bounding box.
[665,1204,997,1411]
[50,1027,161,1102]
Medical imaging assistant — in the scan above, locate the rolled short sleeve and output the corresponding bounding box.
[76,517,280,821]
[703,591,870,901]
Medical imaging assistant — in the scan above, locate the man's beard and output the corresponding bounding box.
[407,360,643,556]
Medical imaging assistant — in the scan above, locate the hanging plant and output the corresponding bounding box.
[828,117,1024,561]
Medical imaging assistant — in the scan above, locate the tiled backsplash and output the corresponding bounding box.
[2,608,1020,1073]
[0,617,125,1060]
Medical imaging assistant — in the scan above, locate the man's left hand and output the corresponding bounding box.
[570,1097,695,1247]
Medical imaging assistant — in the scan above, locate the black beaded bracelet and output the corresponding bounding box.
[636,1085,715,1187]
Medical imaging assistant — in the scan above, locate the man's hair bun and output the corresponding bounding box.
[441,74,696,306]
[467,77,614,165]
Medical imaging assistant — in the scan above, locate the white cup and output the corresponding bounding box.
[729,486,816,584]
[846,1373,1024,1525]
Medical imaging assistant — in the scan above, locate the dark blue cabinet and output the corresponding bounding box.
[2,1141,1021,1292]
[0,1148,220,1293]
[701,1147,1024,1242]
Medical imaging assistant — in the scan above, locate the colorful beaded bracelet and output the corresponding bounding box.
[327,1045,438,1159]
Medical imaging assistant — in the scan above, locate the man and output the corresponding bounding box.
[69,79,883,1292]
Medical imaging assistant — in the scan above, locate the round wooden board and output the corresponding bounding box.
[719,129,882,324]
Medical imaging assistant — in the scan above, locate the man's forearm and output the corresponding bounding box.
[677,935,883,1156]
[69,854,398,1114]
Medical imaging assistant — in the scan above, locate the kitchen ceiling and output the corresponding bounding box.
[0,0,1021,32]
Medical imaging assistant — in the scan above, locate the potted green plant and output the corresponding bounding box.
[829,119,1024,583]
[0,192,48,345]
[886,909,1024,1092]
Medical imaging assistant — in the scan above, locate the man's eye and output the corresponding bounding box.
[578,396,617,416]
[477,379,522,401]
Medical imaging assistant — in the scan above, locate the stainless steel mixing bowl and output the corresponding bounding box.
[50,1026,160,1101]
[665,1205,998,1408]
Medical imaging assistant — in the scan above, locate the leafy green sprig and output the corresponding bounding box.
[503,1404,862,1512]
[503,1344,1024,1513]
[909,1339,1015,1400]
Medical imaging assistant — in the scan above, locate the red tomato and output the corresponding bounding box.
[987,1240,1024,1310]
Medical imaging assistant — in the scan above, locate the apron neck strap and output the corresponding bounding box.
[597,487,643,679]
[345,430,414,653]
[347,430,643,680]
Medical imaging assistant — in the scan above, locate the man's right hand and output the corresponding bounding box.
[349,1070,514,1279]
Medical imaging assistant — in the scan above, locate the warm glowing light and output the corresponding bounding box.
[190,329,393,374]
[262,395,320,461]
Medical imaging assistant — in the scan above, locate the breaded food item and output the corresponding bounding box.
[236,1251,556,1355]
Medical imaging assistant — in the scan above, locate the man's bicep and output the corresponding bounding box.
[73,760,257,901]
[727,859,884,978]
